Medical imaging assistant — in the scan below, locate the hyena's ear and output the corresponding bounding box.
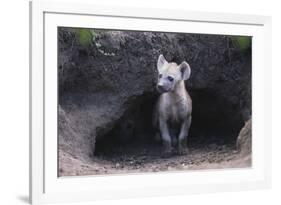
[157,54,167,71]
[179,61,191,80]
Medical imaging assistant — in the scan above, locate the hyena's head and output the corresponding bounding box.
[156,54,191,93]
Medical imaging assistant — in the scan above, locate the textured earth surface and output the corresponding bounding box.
[58,28,252,176]
[59,120,251,177]
[59,142,251,176]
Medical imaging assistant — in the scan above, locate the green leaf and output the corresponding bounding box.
[78,28,93,47]
[231,36,251,50]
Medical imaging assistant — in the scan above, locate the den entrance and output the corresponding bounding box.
[94,90,244,171]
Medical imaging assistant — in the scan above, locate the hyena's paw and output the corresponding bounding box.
[161,141,173,158]
[178,139,189,155]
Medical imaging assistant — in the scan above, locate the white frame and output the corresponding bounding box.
[30,0,272,204]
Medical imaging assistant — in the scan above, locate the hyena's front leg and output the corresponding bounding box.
[178,116,192,155]
[159,117,172,157]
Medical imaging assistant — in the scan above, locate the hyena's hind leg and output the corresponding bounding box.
[154,132,161,142]
[178,116,192,155]
[169,128,178,147]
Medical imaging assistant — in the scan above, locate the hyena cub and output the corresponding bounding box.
[153,54,192,157]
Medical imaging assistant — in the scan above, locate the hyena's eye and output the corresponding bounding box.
[167,76,174,82]
[159,74,163,78]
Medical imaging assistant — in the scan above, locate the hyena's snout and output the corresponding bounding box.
[157,83,167,93]
[157,82,171,93]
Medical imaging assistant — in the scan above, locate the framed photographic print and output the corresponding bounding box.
[29,0,272,204]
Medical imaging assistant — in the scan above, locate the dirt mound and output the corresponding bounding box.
[237,119,252,157]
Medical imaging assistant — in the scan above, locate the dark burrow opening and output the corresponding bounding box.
[94,90,244,160]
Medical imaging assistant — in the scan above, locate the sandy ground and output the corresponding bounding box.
[59,139,251,177]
